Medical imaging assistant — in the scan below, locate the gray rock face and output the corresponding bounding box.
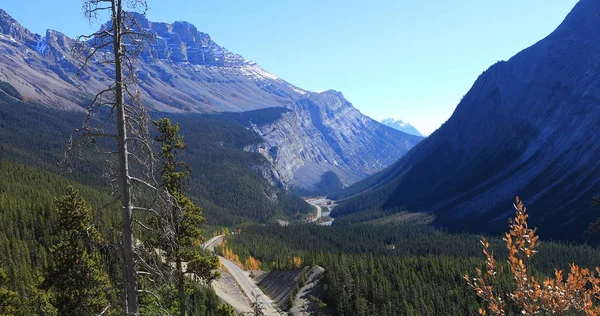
[250,90,422,188]
[336,0,600,239]
[0,10,422,191]
[381,118,423,137]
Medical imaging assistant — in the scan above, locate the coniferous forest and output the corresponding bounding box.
[221,221,600,315]
[2,1,600,315]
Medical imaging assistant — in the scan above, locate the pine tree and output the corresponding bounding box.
[43,188,115,316]
[0,264,19,316]
[152,118,219,316]
[215,304,236,316]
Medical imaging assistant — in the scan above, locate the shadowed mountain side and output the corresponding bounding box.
[332,0,600,239]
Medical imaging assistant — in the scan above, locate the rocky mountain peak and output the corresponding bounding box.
[554,0,600,37]
[127,16,247,67]
[42,30,72,52]
[308,90,351,111]
[0,9,37,44]
[0,9,17,30]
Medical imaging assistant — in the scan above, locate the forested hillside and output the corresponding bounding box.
[0,132,227,315]
[223,222,600,315]
[0,160,118,306]
[0,86,310,226]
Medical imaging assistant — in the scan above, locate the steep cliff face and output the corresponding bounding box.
[0,9,422,191]
[249,90,422,189]
[334,0,600,238]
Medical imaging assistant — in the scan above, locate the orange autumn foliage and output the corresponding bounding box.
[293,256,302,268]
[465,197,600,315]
[244,256,261,270]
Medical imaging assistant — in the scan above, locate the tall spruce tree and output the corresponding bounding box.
[43,188,116,316]
[152,118,219,316]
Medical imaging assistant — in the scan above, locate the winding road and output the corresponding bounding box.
[308,202,322,222]
[305,197,336,225]
[202,235,224,251]
[219,256,282,315]
[203,235,282,315]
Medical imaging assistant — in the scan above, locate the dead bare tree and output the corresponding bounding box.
[69,1,155,314]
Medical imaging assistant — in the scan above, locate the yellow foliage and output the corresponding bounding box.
[465,197,600,315]
[221,246,242,266]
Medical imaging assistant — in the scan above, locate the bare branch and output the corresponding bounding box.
[131,206,160,216]
[97,304,111,316]
[133,219,153,231]
[129,176,157,191]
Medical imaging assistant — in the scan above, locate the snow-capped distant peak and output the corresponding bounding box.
[381,118,423,137]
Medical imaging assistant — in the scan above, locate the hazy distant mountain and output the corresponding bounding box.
[333,0,600,239]
[381,118,423,136]
[0,9,422,192]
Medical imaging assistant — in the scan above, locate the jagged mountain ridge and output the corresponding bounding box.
[381,118,423,136]
[0,9,422,191]
[334,0,600,238]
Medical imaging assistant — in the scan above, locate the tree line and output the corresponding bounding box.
[222,219,600,315]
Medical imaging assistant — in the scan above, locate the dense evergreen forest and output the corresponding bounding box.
[0,88,310,226]
[0,84,309,314]
[0,160,225,315]
[223,222,600,315]
[0,160,116,299]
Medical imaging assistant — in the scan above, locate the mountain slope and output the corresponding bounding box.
[333,0,600,239]
[381,118,423,136]
[0,89,311,225]
[0,9,421,191]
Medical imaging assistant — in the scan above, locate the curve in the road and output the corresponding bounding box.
[219,256,282,316]
[203,235,282,315]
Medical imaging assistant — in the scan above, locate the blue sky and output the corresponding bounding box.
[2,0,578,135]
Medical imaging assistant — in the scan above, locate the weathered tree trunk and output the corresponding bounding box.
[112,1,138,314]
[177,258,186,316]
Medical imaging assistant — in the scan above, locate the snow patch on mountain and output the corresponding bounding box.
[240,63,281,81]
[0,33,16,43]
[35,36,47,55]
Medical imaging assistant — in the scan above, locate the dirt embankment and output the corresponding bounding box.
[253,266,326,314]
[289,266,327,316]
[212,268,253,314]
[254,268,307,309]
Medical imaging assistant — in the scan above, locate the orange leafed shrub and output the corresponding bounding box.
[244,256,261,270]
[465,197,600,315]
[293,256,302,268]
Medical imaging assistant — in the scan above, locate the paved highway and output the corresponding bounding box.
[203,235,281,315]
[219,256,282,315]
[305,197,336,225]
[307,200,322,222]
[202,235,224,251]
